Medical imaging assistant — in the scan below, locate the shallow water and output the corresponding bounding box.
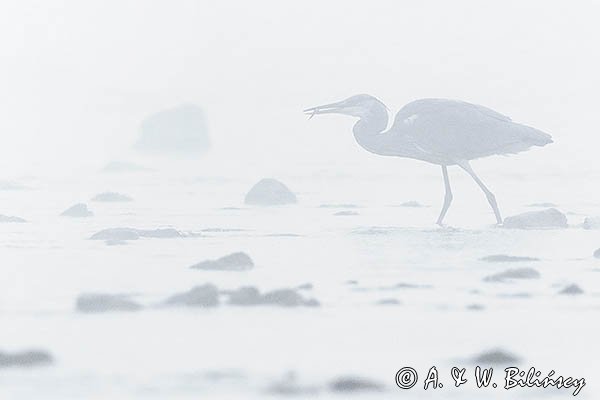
[1,169,599,399]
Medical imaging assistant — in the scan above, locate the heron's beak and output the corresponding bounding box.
[303,100,346,119]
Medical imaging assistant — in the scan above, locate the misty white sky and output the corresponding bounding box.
[1,0,599,177]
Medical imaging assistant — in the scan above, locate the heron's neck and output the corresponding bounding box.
[352,105,392,154]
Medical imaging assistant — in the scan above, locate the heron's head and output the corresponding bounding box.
[304,94,387,119]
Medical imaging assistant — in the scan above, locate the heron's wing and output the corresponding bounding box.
[392,99,551,162]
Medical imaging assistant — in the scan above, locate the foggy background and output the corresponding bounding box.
[1,0,598,179]
[1,2,599,398]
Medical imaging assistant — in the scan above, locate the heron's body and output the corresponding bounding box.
[304,94,553,225]
[352,98,552,165]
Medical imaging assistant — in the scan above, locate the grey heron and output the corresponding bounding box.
[304,95,552,225]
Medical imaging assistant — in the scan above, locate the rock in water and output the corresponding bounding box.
[244,178,297,206]
[583,217,600,230]
[91,192,132,202]
[190,252,254,271]
[473,349,520,365]
[267,372,319,396]
[76,293,142,313]
[399,200,425,207]
[333,210,359,216]
[60,203,93,217]
[227,286,319,307]
[558,284,584,295]
[101,161,150,173]
[480,254,539,263]
[138,228,183,238]
[164,284,219,307]
[134,104,210,157]
[483,268,541,283]
[262,289,308,307]
[502,208,567,229]
[0,181,27,191]
[329,377,384,392]
[90,227,185,241]
[228,286,263,305]
[0,350,53,368]
[90,228,140,241]
[376,298,401,305]
[0,214,26,223]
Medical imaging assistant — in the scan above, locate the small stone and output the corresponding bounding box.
[91,192,132,202]
[473,349,520,365]
[480,254,539,263]
[296,283,313,290]
[60,203,93,217]
[399,200,425,207]
[0,350,53,368]
[333,210,359,216]
[319,204,360,209]
[90,228,140,241]
[262,289,307,307]
[583,217,600,230]
[244,178,297,206]
[228,286,263,306]
[376,298,401,305]
[90,227,185,241]
[164,284,219,307]
[558,284,584,296]
[138,228,183,238]
[483,268,541,283]
[466,303,485,311]
[76,293,142,313]
[190,252,254,271]
[329,376,384,392]
[0,214,26,223]
[227,286,319,307]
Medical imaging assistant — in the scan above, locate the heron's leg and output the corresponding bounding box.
[457,161,503,224]
[436,165,453,226]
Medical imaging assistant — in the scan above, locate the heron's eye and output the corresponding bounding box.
[404,114,419,125]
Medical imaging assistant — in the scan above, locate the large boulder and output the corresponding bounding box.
[502,208,567,229]
[60,203,93,217]
[190,252,254,271]
[134,104,210,157]
[244,178,297,206]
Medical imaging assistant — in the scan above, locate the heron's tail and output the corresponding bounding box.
[520,125,553,147]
